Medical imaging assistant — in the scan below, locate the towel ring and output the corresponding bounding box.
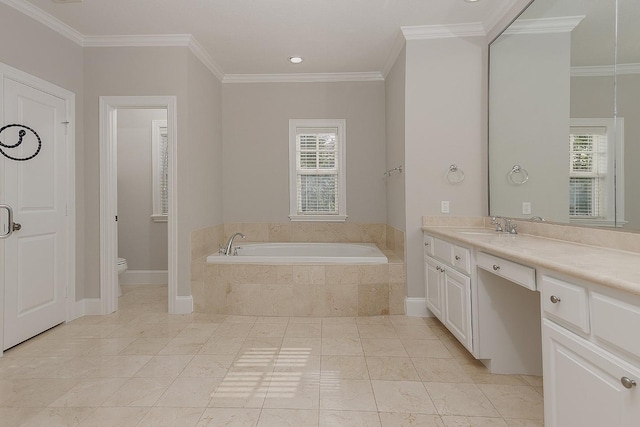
[446,164,465,184]
[508,165,529,185]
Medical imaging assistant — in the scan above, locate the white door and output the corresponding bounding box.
[1,77,69,350]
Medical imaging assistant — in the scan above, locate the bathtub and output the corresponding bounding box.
[206,242,388,264]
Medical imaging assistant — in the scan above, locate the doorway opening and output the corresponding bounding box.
[99,96,179,314]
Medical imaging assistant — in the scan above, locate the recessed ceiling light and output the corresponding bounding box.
[464,0,480,3]
[289,56,303,64]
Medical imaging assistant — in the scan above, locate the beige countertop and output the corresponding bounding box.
[422,225,640,297]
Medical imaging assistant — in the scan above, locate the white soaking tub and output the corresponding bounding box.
[206,242,388,264]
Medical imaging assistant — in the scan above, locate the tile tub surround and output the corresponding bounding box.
[193,250,406,316]
[191,223,407,316]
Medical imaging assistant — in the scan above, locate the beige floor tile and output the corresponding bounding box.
[119,337,173,356]
[401,339,453,359]
[519,375,543,387]
[413,358,473,383]
[18,407,96,427]
[137,407,205,427]
[281,337,323,357]
[134,355,194,378]
[320,379,377,411]
[249,323,288,338]
[257,408,319,427]
[157,336,208,355]
[257,316,291,324]
[289,317,323,324]
[321,337,364,356]
[91,355,152,377]
[378,412,445,427]
[319,410,381,427]
[504,419,544,426]
[321,324,360,338]
[361,339,409,357]
[199,335,245,355]
[181,354,236,377]
[196,408,261,426]
[477,385,544,421]
[322,317,356,325]
[424,382,500,417]
[357,324,398,339]
[393,325,439,340]
[0,408,43,427]
[175,323,221,341]
[76,406,150,427]
[285,323,322,338]
[264,376,320,409]
[356,316,391,325]
[208,371,270,408]
[81,337,137,356]
[102,377,173,406]
[321,355,369,380]
[155,376,223,407]
[366,357,420,381]
[372,380,437,414]
[49,378,128,407]
[389,316,429,326]
[442,415,509,426]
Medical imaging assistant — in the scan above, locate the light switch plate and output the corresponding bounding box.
[522,202,532,215]
[441,201,450,214]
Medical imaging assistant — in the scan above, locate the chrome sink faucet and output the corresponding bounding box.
[490,216,518,234]
[222,232,245,256]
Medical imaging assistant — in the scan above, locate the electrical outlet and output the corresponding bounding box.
[441,201,450,214]
[522,202,532,215]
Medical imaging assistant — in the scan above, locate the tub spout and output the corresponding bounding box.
[224,232,245,256]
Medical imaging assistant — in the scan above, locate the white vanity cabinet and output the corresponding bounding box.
[541,274,640,427]
[424,234,473,352]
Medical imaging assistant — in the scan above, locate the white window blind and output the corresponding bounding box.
[569,126,607,218]
[152,120,168,221]
[289,120,347,222]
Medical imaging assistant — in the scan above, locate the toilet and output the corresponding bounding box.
[116,257,128,297]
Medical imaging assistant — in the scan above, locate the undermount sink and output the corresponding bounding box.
[457,230,498,236]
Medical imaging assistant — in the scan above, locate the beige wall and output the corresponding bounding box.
[404,36,486,299]
[385,47,407,232]
[0,3,86,298]
[117,108,168,270]
[490,32,571,222]
[221,81,387,224]
[83,46,190,297]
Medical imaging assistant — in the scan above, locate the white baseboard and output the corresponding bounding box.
[121,270,168,285]
[405,297,429,317]
[69,298,102,319]
[173,295,193,314]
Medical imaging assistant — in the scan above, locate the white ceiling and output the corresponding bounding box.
[15,0,517,77]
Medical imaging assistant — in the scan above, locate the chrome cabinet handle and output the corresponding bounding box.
[621,377,637,389]
[492,265,500,271]
[455,255,461,261]
[424,242,430,246]
[550,295,561,304]
[0,204,15,239]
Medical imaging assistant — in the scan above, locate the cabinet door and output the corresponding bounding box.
[443,267,473,351]
[543,319,640,427]
[425,256,443,320]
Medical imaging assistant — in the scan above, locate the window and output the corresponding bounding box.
[289,119,347,221]
[151,119,168,222]
[569,118,624,226]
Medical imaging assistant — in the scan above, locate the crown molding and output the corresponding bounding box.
[483,0,524,38]
[82,34,192,47]
[382,31,406,78]
[0,0,84,44]
[503,15,585,35]
[186,37,225,82]
[402,22,486,40]
[571,63,640,77]
[222,72,384,84]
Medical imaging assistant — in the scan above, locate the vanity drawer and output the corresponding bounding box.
[477,252,536,291]
[453,246,471,275]
[591,292,640,359]
[433,238,453,264]
[423,234,434,256]
[541,276,590,334]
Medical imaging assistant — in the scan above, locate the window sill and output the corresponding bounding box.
[289,214,348,222]
[151,214,168,223]
[569,218,620,227]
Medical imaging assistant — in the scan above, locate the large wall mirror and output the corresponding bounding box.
[489,0,640,230]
